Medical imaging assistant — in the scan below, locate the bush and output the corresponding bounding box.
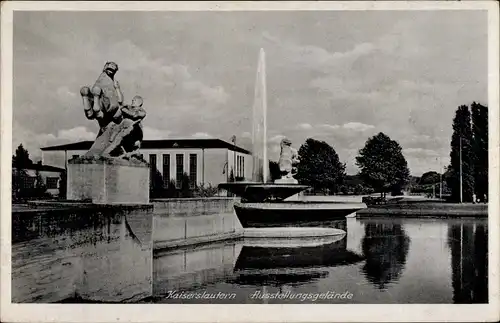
[165,179,178,198]
[58,171,67,199]
[195,183,219,197]
[179,172,192,198]
[149,171,220,199]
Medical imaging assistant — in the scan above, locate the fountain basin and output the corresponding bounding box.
[243,227,345,239]
[234,239,364,272]
[219,182,309,202]
[234,201,367,228]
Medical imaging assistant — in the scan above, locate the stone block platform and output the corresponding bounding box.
[67,156,149,204]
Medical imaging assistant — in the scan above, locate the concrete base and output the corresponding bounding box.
[153,212,244,250]
[67,158,149,204]
[243,227,346,238]
[274,177,299,184]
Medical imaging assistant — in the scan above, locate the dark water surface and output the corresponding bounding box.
[151,217,488,304]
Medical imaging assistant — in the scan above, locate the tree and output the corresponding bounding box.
[59,171,67,199]
[447,105,475,202]
[150,168,165,198]
[269,160,281,181]
[179,172,192,198]
[355,132,410,197]
[12,144,34,201]
[361,223,410,289]
[166,179,178,198]
[471,102,488,201]
[34,170,47,196]
[419,171,440,185]
[12,144,33,169]
[295,138,346,194]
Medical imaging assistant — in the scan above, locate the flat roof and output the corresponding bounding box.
[41,139,252,155]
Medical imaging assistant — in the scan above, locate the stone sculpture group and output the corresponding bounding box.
[277,137,300,183]
[80,62,146,161]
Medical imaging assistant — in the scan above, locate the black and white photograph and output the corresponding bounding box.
[1,1,499,322]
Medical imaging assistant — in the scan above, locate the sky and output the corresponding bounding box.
[12,10,488,176]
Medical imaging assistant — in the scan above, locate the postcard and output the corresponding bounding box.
[1,1,499,322]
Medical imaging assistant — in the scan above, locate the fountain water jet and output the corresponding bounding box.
[219,49,366,232]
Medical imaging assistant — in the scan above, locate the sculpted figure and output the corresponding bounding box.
[278,138,300,180]
[104,95,146,159]
[80,62,123,125]
[79,62,146,160]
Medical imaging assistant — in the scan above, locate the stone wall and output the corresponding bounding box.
[152,197,239,217]
[12,205,153,303]
[152,198,243,250]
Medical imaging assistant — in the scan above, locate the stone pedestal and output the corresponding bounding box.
[275,177,300,200]
[67,157,150,204]
[274,177,299,184]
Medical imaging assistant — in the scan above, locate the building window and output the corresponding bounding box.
[149,154,157,185]
[240,156,243,177]
[241,156,245,178]
[189,154,197,188]
[162,154,170,187]
[176,154,184,189]
[22,176,36,189]
[236,156,240,178]
[149,154,157,169]
[235,155,244,179]
[235,155,239,178]
[46,177,59,189]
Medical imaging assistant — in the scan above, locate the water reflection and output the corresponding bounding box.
[15,211,487,304]
[447,222,488,303]
[232,235,364,287]
[360,221,411,290]
[152,217,488,304]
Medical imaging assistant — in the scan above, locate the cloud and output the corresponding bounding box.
[297,123,313,130]
[241,131,252,138]
[56,126,96,142]
[191,132,212,139]
[314,122,374,132]
[342,122,375,132]
[199,85,229,104]
[143,127,172,139]
[403,148,440,158]
[319,124,341,130]
[269,134,286,143]
[56,86,77,100]
[263,31,375,71]
[12,123,97,160]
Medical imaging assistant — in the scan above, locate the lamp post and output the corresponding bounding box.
[459,136,463,203]
[230,135,236,180]
[439,157,443,199]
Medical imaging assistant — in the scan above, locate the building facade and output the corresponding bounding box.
[41,139,253,188]
[12,164,65,197]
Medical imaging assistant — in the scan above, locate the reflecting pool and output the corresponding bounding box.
[151,217,488,304]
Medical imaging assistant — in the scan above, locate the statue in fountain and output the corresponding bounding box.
[79,61,146,161]
[276,137,300,183]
